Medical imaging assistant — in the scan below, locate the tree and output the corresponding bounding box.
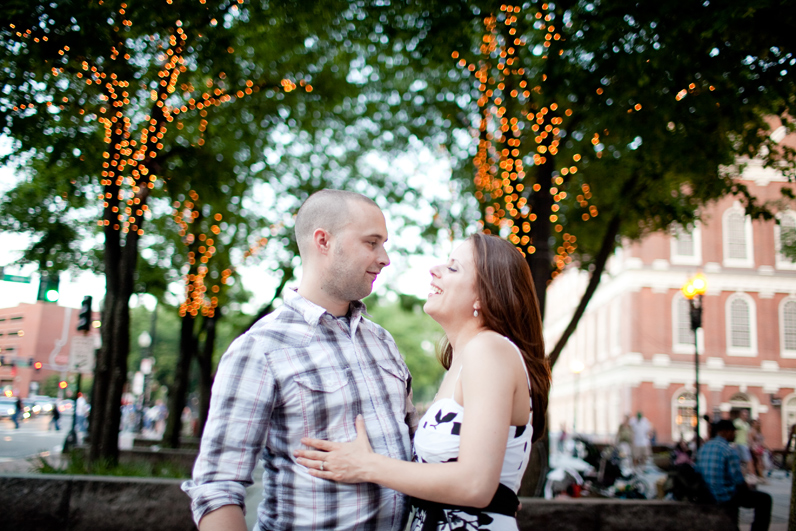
[0,0,469,461]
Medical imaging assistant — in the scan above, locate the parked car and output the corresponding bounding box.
[0,397,16,419]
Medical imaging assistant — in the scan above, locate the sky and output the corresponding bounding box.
[0,149,458,313]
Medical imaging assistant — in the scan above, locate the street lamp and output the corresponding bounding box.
[682,273,707,450]
[570,359,585,434]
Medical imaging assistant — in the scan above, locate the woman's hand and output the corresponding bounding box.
[294,414,376,483]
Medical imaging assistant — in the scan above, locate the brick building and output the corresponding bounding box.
[546,154,796,448]
[0,301,98,397]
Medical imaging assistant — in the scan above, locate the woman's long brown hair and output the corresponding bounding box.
[438,233,551,442]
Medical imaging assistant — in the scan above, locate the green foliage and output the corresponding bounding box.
[33,450,190,479]
[781,226,796,262]
[363,293,445,404]
[39,374,63,397]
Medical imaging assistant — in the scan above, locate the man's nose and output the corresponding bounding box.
[378,245,390,267]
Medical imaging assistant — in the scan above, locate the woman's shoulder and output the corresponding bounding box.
[462,331,522,371]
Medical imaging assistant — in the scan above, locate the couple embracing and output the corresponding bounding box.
[182,190,551,531]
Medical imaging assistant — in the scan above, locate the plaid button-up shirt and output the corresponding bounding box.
[183,289,417,530]
[695,436,745,503]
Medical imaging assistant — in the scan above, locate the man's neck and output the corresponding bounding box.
[297,283,351,317]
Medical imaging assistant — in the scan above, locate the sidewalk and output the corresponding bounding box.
[739,470,791,531]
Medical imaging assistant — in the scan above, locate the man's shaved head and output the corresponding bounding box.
[295,189,380,259]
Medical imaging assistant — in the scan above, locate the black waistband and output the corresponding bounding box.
[411,483,519,531]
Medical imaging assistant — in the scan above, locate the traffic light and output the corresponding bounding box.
[77,296,93,332]
[37,273,60,302]
[34,361,42,371]
[59,380,68,390]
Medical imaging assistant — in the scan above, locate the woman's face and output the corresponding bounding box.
[423,240,480,324]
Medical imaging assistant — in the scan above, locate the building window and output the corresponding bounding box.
[670,223,702,265]
[672,389,706,443]
[673,295,697,354]
[726,293,758,356]
[782,394,796,446]
[780,298,796,358]
[775,212,796,270]
[723,205,754,268]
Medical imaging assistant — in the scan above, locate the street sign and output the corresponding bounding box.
[69,336,96,373]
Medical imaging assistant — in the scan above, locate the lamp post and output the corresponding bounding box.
[570,359,585,434]
[682,273,707,450]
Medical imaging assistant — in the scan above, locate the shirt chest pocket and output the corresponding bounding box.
[293,366,352,440]
[376,360,410,417]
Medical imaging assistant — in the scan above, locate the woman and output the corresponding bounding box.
[295,233,551,530]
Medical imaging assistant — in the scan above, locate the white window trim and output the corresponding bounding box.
[672,294,705,354]
[726,292,758,356]
[671,387,708,443]
[670,222,702,266]
[780,297,796,358]
[775,212,796,270]
[781,393,796,446]
[722,204,755,268]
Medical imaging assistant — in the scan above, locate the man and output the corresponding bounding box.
[628,411,652,468]
[696,419,771,531]
[734,409,754,475]
[183,190,417,531]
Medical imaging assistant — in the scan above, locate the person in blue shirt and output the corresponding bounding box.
[696,419,771,531]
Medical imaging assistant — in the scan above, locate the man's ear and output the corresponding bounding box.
[313,228,332,255]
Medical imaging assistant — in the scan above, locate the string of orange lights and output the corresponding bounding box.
[9,0,311,244]
[453,3,599,278]
[172,190,269,319]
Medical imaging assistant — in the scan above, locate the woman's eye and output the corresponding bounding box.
[447,267,457,272]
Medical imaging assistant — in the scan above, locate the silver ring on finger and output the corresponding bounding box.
[320,461,324,471]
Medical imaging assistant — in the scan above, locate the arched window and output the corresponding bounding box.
[726,293,757,356]
[782,394,796,446]
[775,212,796,270]
[780,298,796,358]
[723,205,754,268]
[671,388,707,443]
[670,222,702,266]
[672,294,701,354]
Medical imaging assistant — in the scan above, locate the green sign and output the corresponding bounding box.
[2,274,32,284]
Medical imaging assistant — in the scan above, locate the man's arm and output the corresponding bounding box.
[198,505,247,531]
[182,333,276,526]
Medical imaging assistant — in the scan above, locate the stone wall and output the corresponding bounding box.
[517,497,736,531]
[0,474,737,531]
[0,474,194,531]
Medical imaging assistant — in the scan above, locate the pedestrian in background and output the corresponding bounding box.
[49,403,61,431]
[733,409,754,476]
[13,397,23,429]
[75,392,89,433]
[629,411,652,468]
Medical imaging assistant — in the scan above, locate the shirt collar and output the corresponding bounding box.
[283,288,368,327]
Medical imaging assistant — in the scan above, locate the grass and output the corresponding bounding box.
[32,450,191,479]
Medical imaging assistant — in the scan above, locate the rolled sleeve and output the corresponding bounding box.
[182,333,276,525]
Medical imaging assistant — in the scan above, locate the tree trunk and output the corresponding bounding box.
[519,159,555,496]
[164,313,196,448]
[89,223,139,464]
[197,313,217,436]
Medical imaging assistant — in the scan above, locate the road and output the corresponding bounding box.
[0,412,73,471]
